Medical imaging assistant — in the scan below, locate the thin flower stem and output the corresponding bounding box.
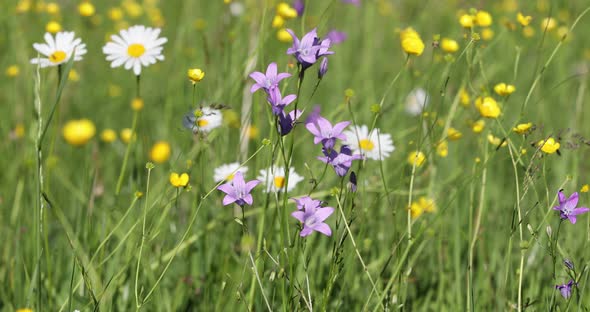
[248,251,273,311]
[116,110,139,195]
[508,144,525,312]
[334,192,382,309]
[468,139,489,312]
[34,56,44,311]
[135,165,153,308]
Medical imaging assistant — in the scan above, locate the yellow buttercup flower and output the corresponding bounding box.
[407,151,426,167]
[277,28,293,42]
[475,11,493,27]
[410,196,437,219]
[247,125,259,139]
[149,141,171,163]
[447,127,462,140]
[169,172,190,187]
[46,21,62,33]
[481,28,494,40]
[400,27,425,56]
[459,88,470,106]
[537,138,560,154]
[5,65,20,77]
[541,17,557,31]
[187,68,205,83]
[441,38,459,53]
[100,129,117,143]
[68,69,80,82]
[62,119,96,146]
[471,119,485,133]
[108,7,124,21]
[131,97,144,111]
[459,14,474,28]
[16,309,33,312]
[517,12,532,26]
[487,134,507,147]
[46,2,60,14]
[436,140,448,158]
[477,96,501,118]
[272,15,285,28]
[580,184,589,193]
[512,122,532,134]
[78,1,96,17]
[276,2,297,19]
[120,128,134,144]
[494,83,516,96]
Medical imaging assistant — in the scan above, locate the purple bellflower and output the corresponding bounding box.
[555,280,575,299]
[553,191,589,224]
[286,28,334,70]
[268,90,297,115]
[249,62,291,94]
[326,30,347,45]
[278,109,303,136]
[291,196,334,237]
[305,106,321,125]
[318,145,362,177]
[217,171,260,207]
[305,115,349,150]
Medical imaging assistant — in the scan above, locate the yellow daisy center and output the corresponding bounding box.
[49,50,67,63]
[198,119,209,127]
[274,176,285,189]
[225,173,235,181]
[359,139,375,151]
[127,43,146,57]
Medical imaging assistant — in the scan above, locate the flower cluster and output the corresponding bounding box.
[249,62,301,136]
[286,28,334,73]
[291,196,334,237]
[306,114,361,177]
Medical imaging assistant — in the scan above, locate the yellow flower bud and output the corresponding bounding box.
[400,27,425,56]
[131,97,144,111]
[459,14,474,28]
[46,21,62,33]
[512,122,532,134]
[276,3,297,19]
[471,119,485,133]
[517,12,532,26]
[5,65,20,78]
[493,83,516,96]
[108,7,124,21]
[540,17,557,31]
[78,2,96,17]
[149,141,171,163]
[441,38,459,53]
[447,127,462,140]
[100,129,117,143]
[481,28,494,40]
[477,96,501,118]
[475,11,492,27]
[272,15,285,28]
[120,128,134,144]
[277,28,293,43]
[62,119,96,146]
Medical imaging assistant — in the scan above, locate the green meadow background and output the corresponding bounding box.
[2,0,590,310]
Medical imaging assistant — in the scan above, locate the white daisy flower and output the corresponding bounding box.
[343,125,395,160]
[102,25,167,76]
[404,88,429,116]
[214,162,249,182]
[182,106,223,133]
[257,166,304,193]
[196,106,223,133]
[30,32,87,68]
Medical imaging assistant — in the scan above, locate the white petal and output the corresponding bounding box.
[133,61,142,75]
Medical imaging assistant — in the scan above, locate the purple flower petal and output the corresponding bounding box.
[311,223,332,236]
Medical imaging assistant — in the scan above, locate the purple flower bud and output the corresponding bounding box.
[318,57,328,79]
[292,0,304,16]
[564,259,574,270]
[349,171,357,192]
